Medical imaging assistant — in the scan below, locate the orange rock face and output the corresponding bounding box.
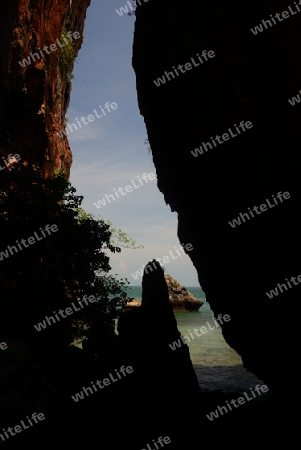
[0,0,91,178]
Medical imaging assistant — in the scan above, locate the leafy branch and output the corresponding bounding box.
[76,208,144,250]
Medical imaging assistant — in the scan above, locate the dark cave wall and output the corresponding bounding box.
[0,0,91,178]
[133,0,301,390]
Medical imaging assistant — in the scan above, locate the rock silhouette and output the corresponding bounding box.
[117,259,201,447]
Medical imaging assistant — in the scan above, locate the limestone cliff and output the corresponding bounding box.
[0,0,91,178]
[132,0,301,392]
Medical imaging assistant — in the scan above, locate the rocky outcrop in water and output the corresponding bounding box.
[165,274,203,311]
[121,275,203,311]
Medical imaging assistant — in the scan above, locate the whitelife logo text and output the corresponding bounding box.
[250,2,301,35]
[0,412,45,444]
[93,172,156,209]
[228,191,291,228]
[57,102,118,138]
[71,365,134,402]
[0,224,58,262]
[131,243,193,281]
[206,384,269,421]
[33,295,96,332]
[191,121,253,157]
[153,50,216,87]
[169,314,231,351]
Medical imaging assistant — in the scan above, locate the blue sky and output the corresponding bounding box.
[68,0,200,287]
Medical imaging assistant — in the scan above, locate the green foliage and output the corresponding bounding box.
[53,167,62,176]
[108,221,144,249]
[58,27,77,81]
[77,208,144,250]
[0,163,129,346]
[55,90,61,102]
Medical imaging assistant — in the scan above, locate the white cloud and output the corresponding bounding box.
[67,123,105,142]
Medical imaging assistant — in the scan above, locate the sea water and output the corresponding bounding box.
[126,286,266,394]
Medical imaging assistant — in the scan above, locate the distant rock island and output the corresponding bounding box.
[122,275,203,311]
[165,274,203,311]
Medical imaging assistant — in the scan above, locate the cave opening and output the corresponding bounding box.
[67,0,266,401]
